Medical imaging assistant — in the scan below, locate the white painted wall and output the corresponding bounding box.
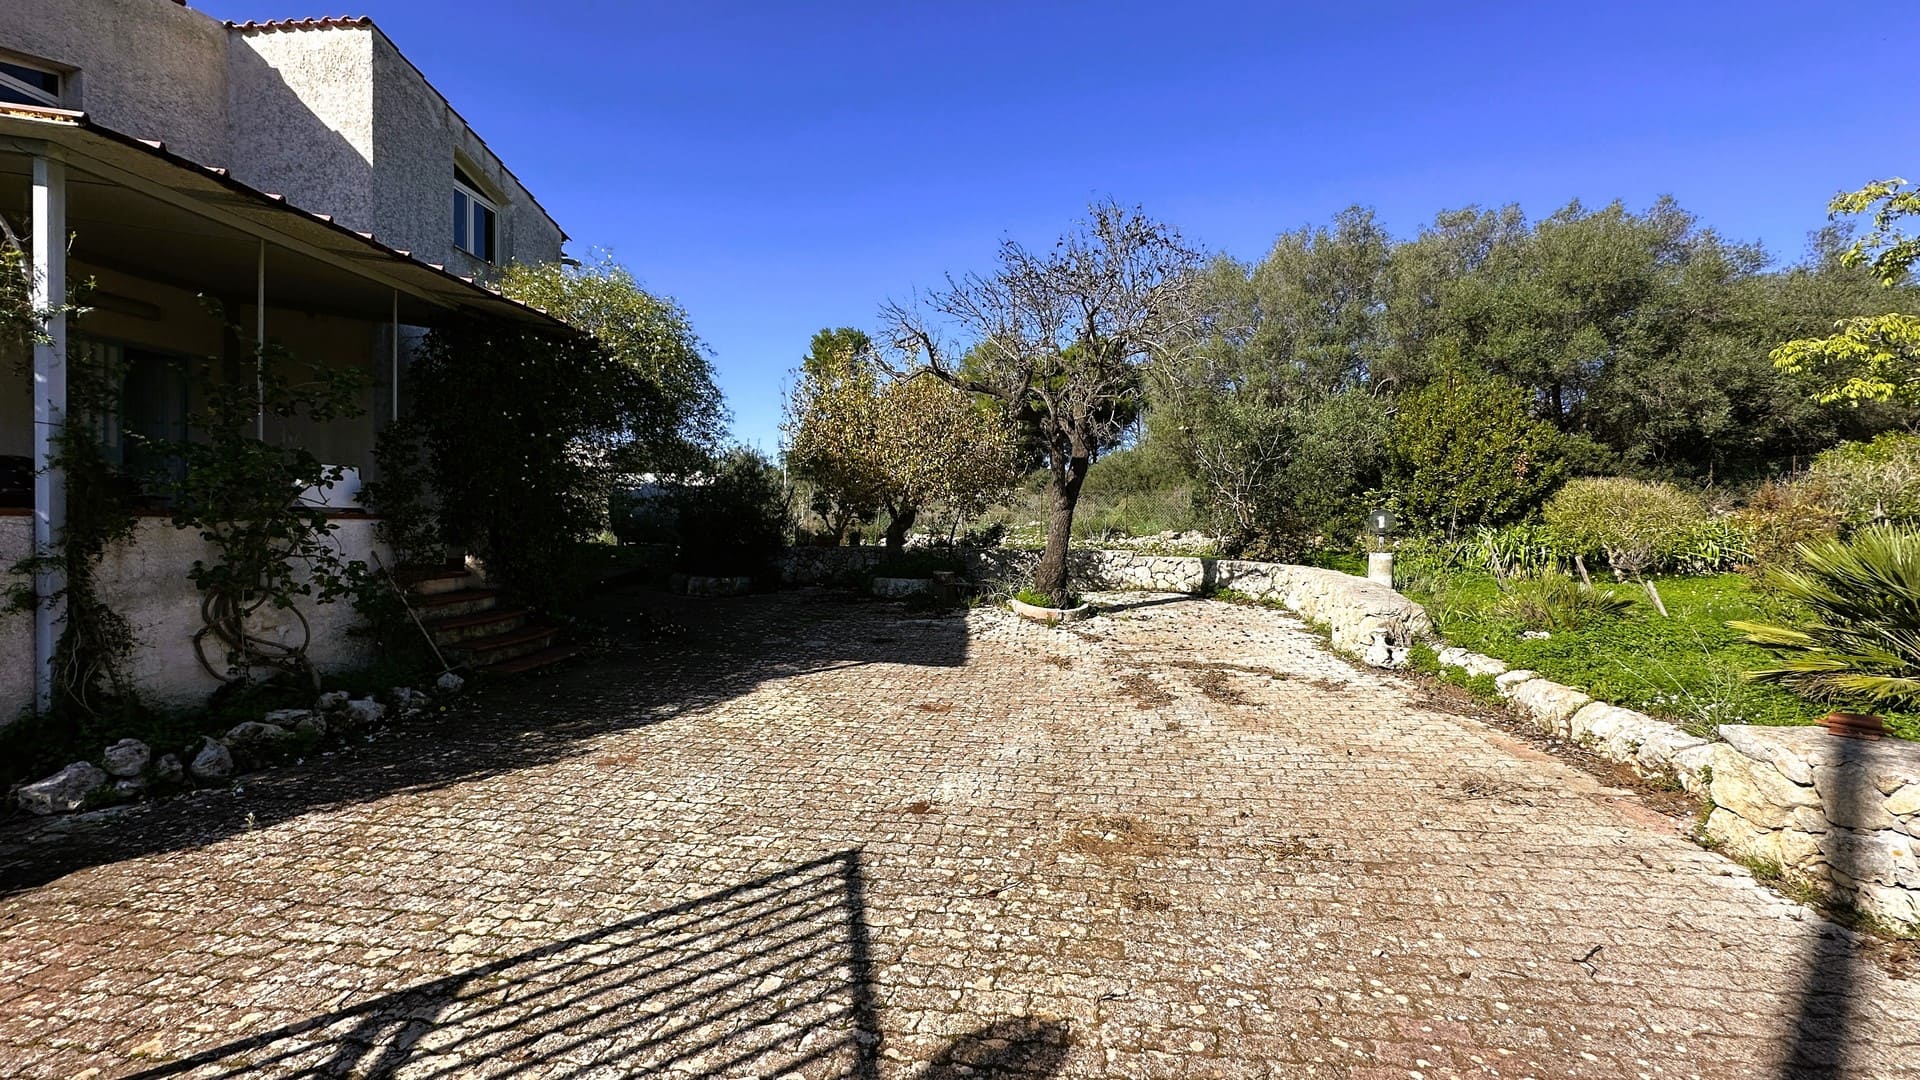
[227,25,377,235]
[1,0,231,164]
[0,514,31,721]
[2,4,565,270]
[0,514,389,721]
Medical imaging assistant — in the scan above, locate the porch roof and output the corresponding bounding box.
[0,104,567,329]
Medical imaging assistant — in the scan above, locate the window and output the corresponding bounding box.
[0,57,62,108]
[453,168,498,263]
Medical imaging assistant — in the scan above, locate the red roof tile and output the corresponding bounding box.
[226,17,373,32]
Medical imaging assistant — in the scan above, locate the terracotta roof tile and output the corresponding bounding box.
[226,17,373,32]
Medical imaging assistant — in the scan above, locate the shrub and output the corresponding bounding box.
[1545,477,1705,615]
[1545,477,1705,579]
[671,448,792,577]
[1675,517,1755,575]
[1730,525,1920,712]
[1459,523,1560,580]
[1491,574,1635,632]
[1385,375,1567,536]
[1731,480,1842,569]
[1800,433,1920,528]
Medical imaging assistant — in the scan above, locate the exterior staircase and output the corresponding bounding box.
[399,564,582,676]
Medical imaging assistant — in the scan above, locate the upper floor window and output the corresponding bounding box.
[0,57,62,109]
[453,168,497,263]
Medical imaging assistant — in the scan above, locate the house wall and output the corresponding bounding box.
[226,25,377,235]
[0,514,30,720]
[1,0,231,165]
[4,5,565,271]
[368,32,565,272]
[0,513,389,722]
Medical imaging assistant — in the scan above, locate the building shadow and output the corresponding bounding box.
[0,588,970,897]
[124,849,884,1079]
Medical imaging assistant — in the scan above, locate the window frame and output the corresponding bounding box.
[0,55,63,109]
[452,173,498,264]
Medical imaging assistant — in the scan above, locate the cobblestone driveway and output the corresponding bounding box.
[2,590,1916,1078]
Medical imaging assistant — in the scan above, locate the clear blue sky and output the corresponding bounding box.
[196,1,1919,453]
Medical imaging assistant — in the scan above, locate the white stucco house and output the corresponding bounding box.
[1,0,572,718]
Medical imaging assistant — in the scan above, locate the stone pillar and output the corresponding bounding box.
[1367,552,1394,588]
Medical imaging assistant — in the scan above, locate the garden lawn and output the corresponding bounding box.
[1403,570,1920,742]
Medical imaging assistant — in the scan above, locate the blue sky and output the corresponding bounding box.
[198,1,1919,452]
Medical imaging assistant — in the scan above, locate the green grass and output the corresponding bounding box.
[1401,570,1920,741]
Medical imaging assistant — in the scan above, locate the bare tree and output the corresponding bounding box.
[879,202,1206,601]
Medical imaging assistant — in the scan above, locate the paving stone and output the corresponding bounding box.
[0,589,1914,1077]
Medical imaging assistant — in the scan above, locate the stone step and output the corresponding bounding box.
[447,623,559,667]
[479,643,584,677]
[411,587,500,620]
[401,568,478,597]
[424,607,530,646]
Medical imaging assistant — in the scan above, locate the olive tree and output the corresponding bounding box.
[786,329,1022,551]
[879,202,1206,600]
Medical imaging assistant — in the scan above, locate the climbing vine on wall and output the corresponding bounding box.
[1,212,140,722]
[162,312,371,691]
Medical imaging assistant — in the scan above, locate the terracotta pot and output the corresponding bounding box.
[1824,711,1886,739]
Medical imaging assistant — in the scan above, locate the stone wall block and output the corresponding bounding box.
[1813,763,1900,832]
[1509,679,1592,731]
[1708,744,1821,830]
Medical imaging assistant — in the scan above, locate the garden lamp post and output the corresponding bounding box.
[1366,508,1396,587]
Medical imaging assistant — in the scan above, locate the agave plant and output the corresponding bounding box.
[1729,526,1920,712]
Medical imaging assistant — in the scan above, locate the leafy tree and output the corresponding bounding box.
[409,318,665,599]
[1385,372,1565,537]
[881,202,1205,599]
[496,253,726,476]
[1771,178,1920,407]
[784,328,885,543]
[785,328,1021,551]
[1150,213,1394,553]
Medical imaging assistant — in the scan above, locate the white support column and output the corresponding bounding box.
[30,154,67,715]
[256,239,266,439]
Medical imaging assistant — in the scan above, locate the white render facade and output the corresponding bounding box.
[1,0,566,273]
[0,0,572,719]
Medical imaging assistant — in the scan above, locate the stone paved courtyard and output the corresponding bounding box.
[2,589,1916,1078]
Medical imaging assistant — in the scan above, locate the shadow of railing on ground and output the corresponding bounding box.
[125,850,885,1079]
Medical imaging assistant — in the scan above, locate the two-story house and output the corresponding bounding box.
[0,0,573,717]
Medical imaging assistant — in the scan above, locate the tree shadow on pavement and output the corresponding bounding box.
[0,588,970,898]
[918,1017,1073,1079]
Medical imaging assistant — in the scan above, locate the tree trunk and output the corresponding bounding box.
[1573,554,1593,588]
[1033,456,1089,603]
[883,503,917,552]
[1639,575,1670,618]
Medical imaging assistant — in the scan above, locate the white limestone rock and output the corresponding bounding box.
[17,762,110,815]
[190,738,233,781]
[101,738,151,779]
